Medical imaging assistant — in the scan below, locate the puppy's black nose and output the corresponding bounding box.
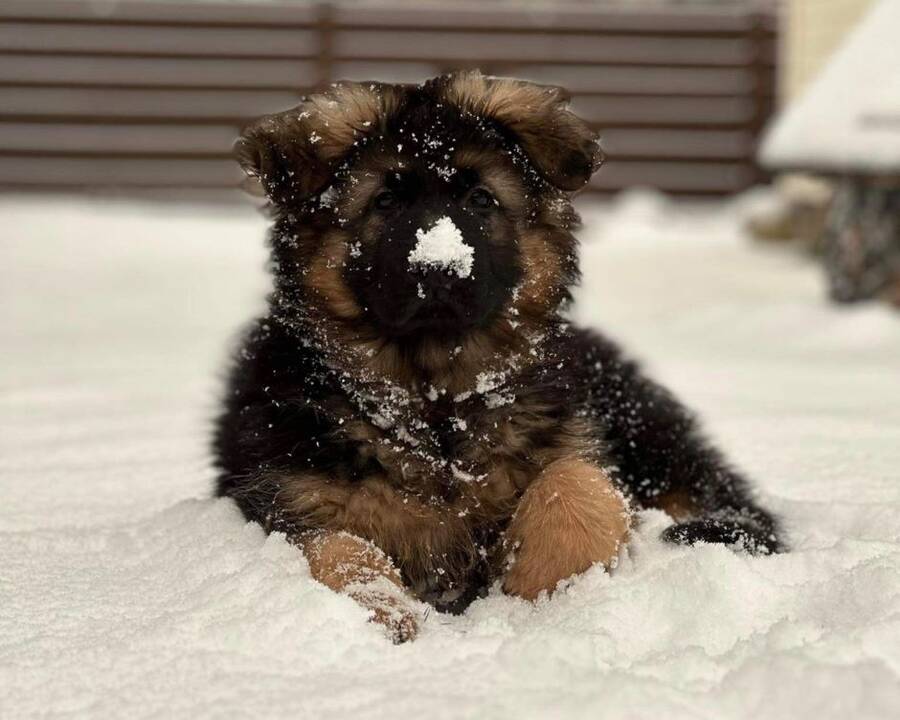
[431,274,456,293]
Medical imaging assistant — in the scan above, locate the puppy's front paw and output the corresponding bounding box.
[370,595,420,644]
[502,459,631,600]
[299,530,421,642]
[349,584,421,643]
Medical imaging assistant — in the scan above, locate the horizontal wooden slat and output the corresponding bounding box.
[600,129,752,160]
[336,31,759,67]
[0,23,317,57]
[0,156,241,186]
[0,0,778,37]
[574,96,755,126]
[335,4,770,34]
[0,88,299,121]
[0,55,317,89]
[0,0,318,26]
[331,62,767,97]
[513,65,762,95]
[590,161,754,193]
[0,123,237,154]
[0,58,772,98]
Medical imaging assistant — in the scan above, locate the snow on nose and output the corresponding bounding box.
[407,216,474,279]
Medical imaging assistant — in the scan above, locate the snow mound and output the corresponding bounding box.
[2,196,900,719]
[408,215,473,278]
[760,0,900,173]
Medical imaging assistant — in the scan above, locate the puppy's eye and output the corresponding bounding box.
[373,190,398,212]
[468,188,495,210]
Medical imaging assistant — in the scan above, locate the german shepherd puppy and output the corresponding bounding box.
[214,71,782,642]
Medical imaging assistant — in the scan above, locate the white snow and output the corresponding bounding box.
[408,215,474,278]
[760,0,900,173]
[2,191,900,719]
[319,186,339,209]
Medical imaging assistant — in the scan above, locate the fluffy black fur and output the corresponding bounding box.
[216,320,782,558]
[214,72,782,615]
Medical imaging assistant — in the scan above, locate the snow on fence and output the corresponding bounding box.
[0,0,776,197]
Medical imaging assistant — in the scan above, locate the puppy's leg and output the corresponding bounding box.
[576,333,783,553]
[299,530,420,643]
[502,459,630,600]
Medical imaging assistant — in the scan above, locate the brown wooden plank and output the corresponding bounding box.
[0,22,317,57]
[0,123,238,154]
[0,185,249,204]
[580,186,735,197]
[0,55,773,98]
[330,62,768,97]
[335,31,757,67]
[0,0,317,26]
[0,55,317,89]
[0,1,776,38]
[0,88,300,121]
[334,4,762,34]
[573,96,755,126]
[0,155,241,186]
[600,129,752,160]
[590,160,753,192]
[332,56,773,73]
[509,65,762,95]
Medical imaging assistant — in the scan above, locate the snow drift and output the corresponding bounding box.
[1,192,899,719]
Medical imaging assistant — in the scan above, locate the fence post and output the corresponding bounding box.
[749,10,773,186]
[316,2,334,91]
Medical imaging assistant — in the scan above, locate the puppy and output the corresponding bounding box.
[214,71,782,643]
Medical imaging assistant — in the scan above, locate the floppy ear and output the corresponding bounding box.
[235,82,402,204]
[438,70,603,192]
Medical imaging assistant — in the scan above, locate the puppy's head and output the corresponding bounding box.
[237,71,602,383]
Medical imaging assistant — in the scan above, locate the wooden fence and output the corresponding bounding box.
[0,0,777,197]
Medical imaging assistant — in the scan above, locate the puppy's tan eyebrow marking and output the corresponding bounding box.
[338,170,384,218]
[335,135,418,212]
[452,147,526,214]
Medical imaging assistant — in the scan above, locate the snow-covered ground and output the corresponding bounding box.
[2,191,899,719]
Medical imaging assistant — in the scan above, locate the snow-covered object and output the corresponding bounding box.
[760,0,900,173]
[408,216,474,278]
[3,196,900,719]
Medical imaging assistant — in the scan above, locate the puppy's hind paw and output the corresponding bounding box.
[662,519,781,555]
